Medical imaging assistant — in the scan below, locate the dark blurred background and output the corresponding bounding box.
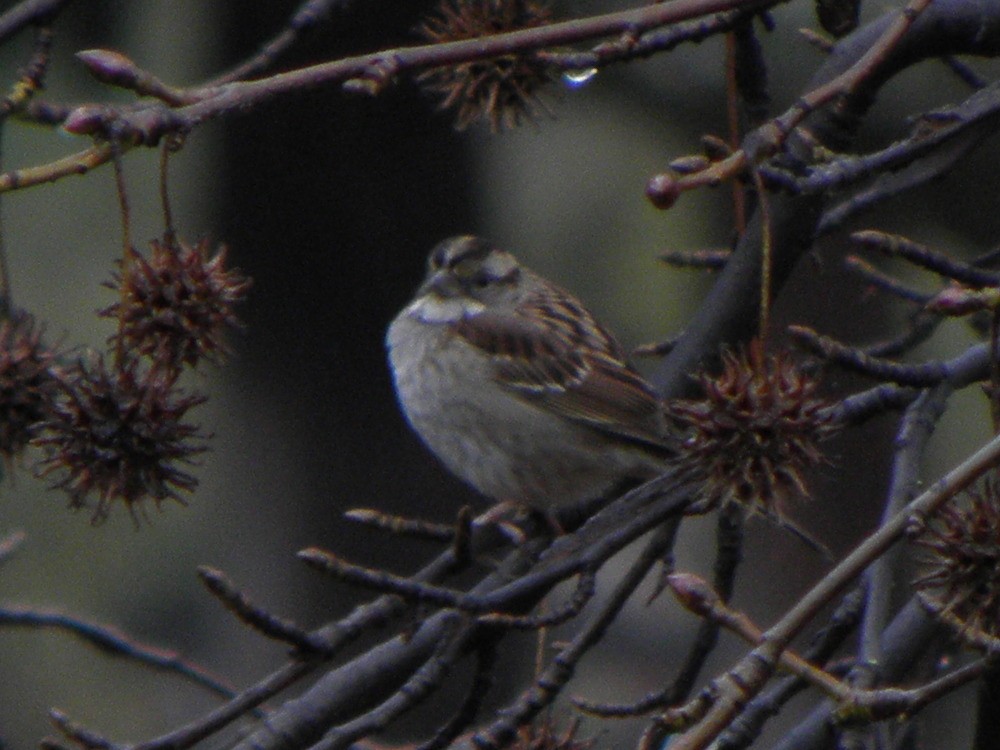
[0,1,999,747]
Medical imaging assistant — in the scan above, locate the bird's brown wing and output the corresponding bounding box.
[450,293,670,453]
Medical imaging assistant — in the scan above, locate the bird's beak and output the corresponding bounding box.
[418,270,463,299]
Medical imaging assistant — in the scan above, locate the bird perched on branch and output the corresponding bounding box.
[386,236,672,513]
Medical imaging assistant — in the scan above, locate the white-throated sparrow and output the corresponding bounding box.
[386,236,671,511]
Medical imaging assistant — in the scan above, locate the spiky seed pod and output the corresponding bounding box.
[913,476,1000,650]
[416,0,554,131]
[34,356,207,524]
[0,313,60,459]
[666,340,838,519]
[101,237,251,373]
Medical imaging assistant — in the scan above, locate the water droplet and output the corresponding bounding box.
[562,67,598,89]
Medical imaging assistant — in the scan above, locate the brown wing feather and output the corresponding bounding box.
[451,292,670,453]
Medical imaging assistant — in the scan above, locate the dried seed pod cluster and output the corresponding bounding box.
[0,314,60,461]
[667,340,838,520]
[914,476,1000,650]
[102,237,251,374]
[416,0,555,131]
[30,234,250,523]
[35,356,207,524]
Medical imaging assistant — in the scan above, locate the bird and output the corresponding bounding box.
[386,235,673,513]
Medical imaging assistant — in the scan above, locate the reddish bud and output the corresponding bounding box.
[62,105,109,135]
[646,173,681,210]
[667,572,718,616]
[925,285,1000,316]
[76,49,141,88]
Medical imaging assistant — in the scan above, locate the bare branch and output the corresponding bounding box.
[0,605,239,701]
[0,0,72,45]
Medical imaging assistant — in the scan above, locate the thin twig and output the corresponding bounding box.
[131,544,468,750]
[659,248,732,270]
[198,566,326,653]
[839,657,991,722]
[768,0,933,140]
[665,572,847,698]
[477,571,597,629]
[861,314,941,360]
[940,55,986,89]
[832,384,920,425]
[416,639,501,750]
[537,7,757,70]
[299,547,513,613]
[674,506,745,692]
[578,508,745,719]
[210,0,352,85]
[0,0,72,45]
[797,330,989,391]
[769,597,943,750]
[159,138,178,243]
[790,325,949,386]
[765,80,1000,198]
[0,23,53,120]
[853,230,1000,288]
[343,507,457,543]
[472,521,681,749]
[49,709,118,750]
[0,606,239,701]
[844,255,932,305]
[817,116,992,236]
[76,49,194,106]
[838,386,949,750]
[0,142,115,192]
[308,614,470,750]
[716,584,866,749]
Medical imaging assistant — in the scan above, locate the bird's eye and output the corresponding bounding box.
[451,257,480,278]
[472,273,492,288]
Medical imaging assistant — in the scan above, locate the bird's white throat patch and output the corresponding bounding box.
[407,294,486,324]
